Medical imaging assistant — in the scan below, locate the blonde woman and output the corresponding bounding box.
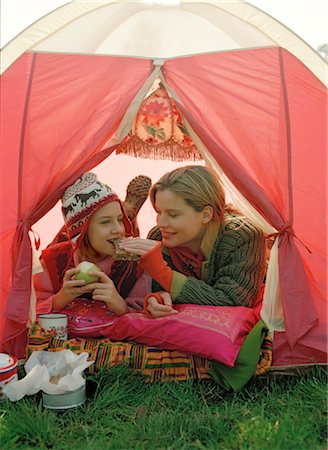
[119,165,267,318]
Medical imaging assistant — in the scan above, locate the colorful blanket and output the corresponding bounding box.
[27,322,272,389]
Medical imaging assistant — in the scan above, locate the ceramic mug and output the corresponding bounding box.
[39,313,68,339]
[0,353,18,387]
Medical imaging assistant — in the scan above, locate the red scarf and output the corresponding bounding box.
[168,247,206,279]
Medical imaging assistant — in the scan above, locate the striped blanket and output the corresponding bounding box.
[27,323,272,383]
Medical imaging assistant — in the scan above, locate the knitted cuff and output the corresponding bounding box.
[139,242,173,291]
[143,292,164,318]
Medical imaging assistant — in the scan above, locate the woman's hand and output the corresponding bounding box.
[82,271,127,315]
[119,238,174,291]
[146,292,178,318]
[118,237,159,256]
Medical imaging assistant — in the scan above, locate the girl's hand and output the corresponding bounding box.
[53,267,92,311]
[146,292,178,318]
[61,267,89,302]
[82,271,127,315]
[118,237,159,256]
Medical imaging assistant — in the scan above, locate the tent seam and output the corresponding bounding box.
[17,53,37,223]
[26,45,280,61]
[278,48,293,226]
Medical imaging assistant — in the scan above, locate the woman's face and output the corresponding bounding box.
[87,201,125,256]
[155,189,211,252]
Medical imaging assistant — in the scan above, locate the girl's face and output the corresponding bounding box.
[155,189,212,252]
[87,202,125,257]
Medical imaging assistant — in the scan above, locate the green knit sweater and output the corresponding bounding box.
[150,217,266,308]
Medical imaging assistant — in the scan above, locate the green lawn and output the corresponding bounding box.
[1,365,326,449]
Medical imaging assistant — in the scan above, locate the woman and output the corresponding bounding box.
[34,172,150,317]
[119,165,267,318]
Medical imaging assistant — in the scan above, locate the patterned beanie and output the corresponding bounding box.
[61,172,129,242]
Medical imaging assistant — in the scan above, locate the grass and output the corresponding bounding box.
[0,365,326,449]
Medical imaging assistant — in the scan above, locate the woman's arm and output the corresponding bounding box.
[170,226,267,307]
[120,224,266,307]
[119,238,173,291]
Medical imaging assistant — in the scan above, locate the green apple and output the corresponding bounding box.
[75,261,100,284]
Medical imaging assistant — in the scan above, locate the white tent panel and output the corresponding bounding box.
[33,3,274,57]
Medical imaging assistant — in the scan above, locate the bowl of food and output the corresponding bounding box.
[42,373,87,410]
[42,384,86,410]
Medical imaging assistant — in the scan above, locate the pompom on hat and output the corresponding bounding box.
[61,172,132,242]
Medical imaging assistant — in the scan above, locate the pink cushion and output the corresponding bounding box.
[64,299,261,367]
[110,304,261,367]
[64,299,119,338]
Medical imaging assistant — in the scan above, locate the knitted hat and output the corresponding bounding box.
[61,172,128,242]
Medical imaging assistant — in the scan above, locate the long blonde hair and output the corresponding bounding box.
[150,165,228,223]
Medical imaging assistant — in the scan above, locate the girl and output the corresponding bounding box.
[34,172,150,317]
[119,165,267,318]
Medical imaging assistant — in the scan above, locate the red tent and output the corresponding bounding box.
[0,1,326,367]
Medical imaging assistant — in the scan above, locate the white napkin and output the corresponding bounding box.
[3,350,93,401]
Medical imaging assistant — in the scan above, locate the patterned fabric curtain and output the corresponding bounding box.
[117,85,202,161]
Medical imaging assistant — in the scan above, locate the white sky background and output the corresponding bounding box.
[0,0,327,50]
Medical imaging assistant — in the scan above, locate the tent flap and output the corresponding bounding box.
[0,53,153,353]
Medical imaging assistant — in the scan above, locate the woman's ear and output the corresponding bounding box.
[202,205,214,224]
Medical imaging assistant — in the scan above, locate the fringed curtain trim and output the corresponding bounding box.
[117,135,202,161]
[116,85,203,161]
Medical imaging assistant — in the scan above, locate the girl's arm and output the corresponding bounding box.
[34,262,132,314]
[80,271,128,315]
[34,268,57,315]
[124,271,152,311]
[34,264,88,313]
